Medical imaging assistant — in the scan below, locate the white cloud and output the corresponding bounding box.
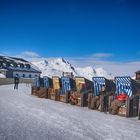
[0,51,11,56]
[92,53,113,58]
[66,56,140,77]
[17,51,41,58]
[16,51,45,62]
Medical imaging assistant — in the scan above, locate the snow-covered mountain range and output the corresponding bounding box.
[32,58,113,80]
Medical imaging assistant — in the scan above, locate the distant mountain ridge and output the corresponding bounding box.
[32,58,113,80]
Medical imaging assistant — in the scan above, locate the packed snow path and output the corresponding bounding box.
[0,84,140,140]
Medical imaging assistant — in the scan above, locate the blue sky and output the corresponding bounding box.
[0,0,140,76]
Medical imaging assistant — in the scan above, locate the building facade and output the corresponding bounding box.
[0,56,41,78]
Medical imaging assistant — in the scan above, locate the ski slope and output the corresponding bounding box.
[0,84,140,140]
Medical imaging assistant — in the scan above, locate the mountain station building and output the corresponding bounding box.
[0,56,41,78]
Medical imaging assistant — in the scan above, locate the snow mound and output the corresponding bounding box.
[0,73,6,78]
[95,68,112,78]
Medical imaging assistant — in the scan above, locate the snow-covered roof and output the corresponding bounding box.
[0,68,8,71]
[0,73,6,78]
[0,56,41,73]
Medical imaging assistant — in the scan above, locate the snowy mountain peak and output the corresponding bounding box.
[77,66,95,72]
[33,58,113,80]
[33,60,48,67]
[95,68,112,78]
[50,57,70,65]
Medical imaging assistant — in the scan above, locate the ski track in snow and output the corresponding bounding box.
[0,84,140,140]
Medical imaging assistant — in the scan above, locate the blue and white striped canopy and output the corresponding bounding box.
[61,77,71,94]
[115,77,132,97]
[43,76,50,88]
[34,77,40,88]
[92,77,106,96]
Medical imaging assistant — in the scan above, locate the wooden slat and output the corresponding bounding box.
[31,86,34,95]
[65,92,69,103]
[109,96,113,114]
[88,93,93,109]
[91,97,96,109]
[100,95,104,112]
[138,99,140,120]
[126,98,130,117]
[126,98,134,117]
[38,87,48,98]
[59,92,69,103]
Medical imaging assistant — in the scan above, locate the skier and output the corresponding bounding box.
[14,74,19,90]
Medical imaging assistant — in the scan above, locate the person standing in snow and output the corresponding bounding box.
[14,74,19,90]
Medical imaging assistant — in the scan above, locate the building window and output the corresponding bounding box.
[20,64,24,68]
[0,62,2,67]
[23,74,25,78]
[14,63,17,68]
[29,74,31,78]
[10,63,14,67]
[6,62,10,67]
[3,63,6,66]
[25,64,30,69]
